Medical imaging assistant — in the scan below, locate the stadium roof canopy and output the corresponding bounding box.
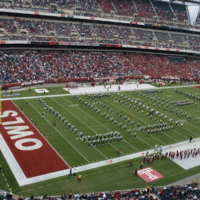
[172,0,200,4]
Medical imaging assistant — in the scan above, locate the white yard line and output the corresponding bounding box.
[159,89,200,131]
[62,97,128,155]
[130,133,153,148]
[122,91,190,142]
[164,110,199,137]
[72,97,140,152]
[93,146,108,160]
[51,98,108,160]
[27,100,90,164]
[103,98,177,144]
[1,85,199,101]
[12,101,71,168]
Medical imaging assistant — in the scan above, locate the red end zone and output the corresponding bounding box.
[0,100,69,178]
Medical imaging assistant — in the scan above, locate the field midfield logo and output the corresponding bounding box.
[138,167,163,182]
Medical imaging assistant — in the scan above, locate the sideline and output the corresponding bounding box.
[1,84,199,101]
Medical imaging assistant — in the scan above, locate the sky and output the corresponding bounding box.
[187,3,199,24]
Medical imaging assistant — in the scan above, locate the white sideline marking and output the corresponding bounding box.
[37,186,44,189]
[0,133,26,186]
[1,84,199,101]
[1,133,200,186]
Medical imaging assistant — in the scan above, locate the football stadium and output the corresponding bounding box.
[1,0,200,199]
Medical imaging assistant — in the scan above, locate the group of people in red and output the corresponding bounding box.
[142,153,167,165]
[167,148,200,160]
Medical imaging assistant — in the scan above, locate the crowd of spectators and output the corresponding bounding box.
[0,19,18,34]
[1,50,200,84]
[170,3,188,23]
[133,29,154,42]
[79,0,101,12]
[1,17,200,52]
[188,35,200,51]
[187,58,200,79]
[152,1,174,23]
[96,0,116,14]
[1,188,160,200]
[154,32,171,43]
[171,33,188,47]
[92,25,118,39]
[0,0,194,29]
[1,180,200,200]
[157,183,200,200]
[75,24,95,37]
[113,0,137,16]
[195,13,200,25]
[16,19,46,35]
[135,0,156,19]
[45,22,74,36]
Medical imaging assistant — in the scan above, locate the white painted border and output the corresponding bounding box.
[0,133,26,186]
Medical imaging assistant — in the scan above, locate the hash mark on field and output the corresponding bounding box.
[106,169,111,171]
[84,175,88,177]
[65,97,126,155]
[37,186,44,189]
[27,189,34,191]
[99,171,104,173]
[47,184,53,186]
[91,173,96,175]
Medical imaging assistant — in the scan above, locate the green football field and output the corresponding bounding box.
[1,86,69,98]
[1,85,200,197]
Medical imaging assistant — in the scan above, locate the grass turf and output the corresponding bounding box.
[1,87,69,98]
[1,85,200,196]
[0,150,21,194]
